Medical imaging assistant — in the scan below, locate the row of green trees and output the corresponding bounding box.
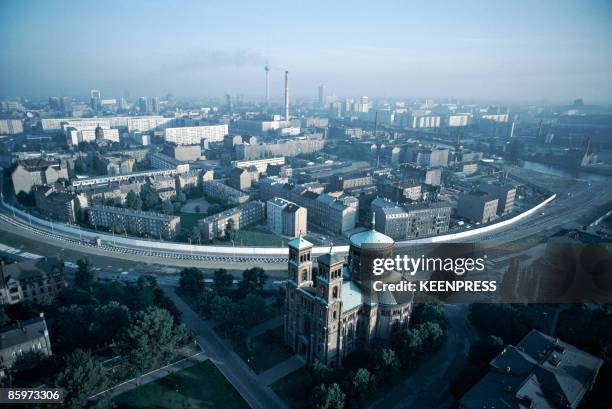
[178,266,280,344]
[3,258,191,409]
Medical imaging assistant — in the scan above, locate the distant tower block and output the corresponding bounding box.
[284,70,289,122]
[264,63,270,107]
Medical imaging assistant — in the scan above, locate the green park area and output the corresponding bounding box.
[271,366,313,409]
[114,360,248,409]
[236,326,294,374]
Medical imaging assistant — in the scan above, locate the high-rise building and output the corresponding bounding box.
[60,97,73,113]
[138,97,149,114]
[318,84,326,108]
[90,89,101,111]
[284,70,289,121]
[49,97,60,111]
[150,96,160,113]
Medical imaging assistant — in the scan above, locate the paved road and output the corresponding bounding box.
[162,286,286,409]
[90,351,209,401]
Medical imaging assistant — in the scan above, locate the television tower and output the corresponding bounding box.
[264,63,270,107]
[284,70,289,122]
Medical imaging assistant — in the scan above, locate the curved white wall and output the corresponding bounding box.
[2,194,555,257]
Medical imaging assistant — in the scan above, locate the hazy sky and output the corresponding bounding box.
[1,0,611,103]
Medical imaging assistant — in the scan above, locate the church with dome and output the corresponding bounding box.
[283,224,413,367]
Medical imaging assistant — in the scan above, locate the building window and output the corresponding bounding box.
[332,286,338,299]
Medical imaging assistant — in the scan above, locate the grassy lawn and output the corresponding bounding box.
[211,225,286,247]
[271,366,313,409]
[113,360,248,409]
[236,326,294,374]
[179,212,206,230]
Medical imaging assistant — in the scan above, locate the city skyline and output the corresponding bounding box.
[1,0,611,103]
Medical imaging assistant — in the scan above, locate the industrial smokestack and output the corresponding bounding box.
[284,70,289,122]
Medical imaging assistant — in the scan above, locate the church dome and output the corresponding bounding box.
[349,228,394,248]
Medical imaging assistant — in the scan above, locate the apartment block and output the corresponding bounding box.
[456,191,499,224]
[164,124,228,145]
[11,159,69,194]
[480,182,516,215]
[198,201,265,241]
[267,197,307,237]
[202,180,250,205]
[88,205,180,239]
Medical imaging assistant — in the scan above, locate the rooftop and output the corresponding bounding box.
[0,317,48,350]
[350,228,394,248]
[460,330,604,409]
[288,235,313,250]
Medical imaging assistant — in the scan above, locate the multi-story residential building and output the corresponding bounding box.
[11,159,69,194]
[233,157,286,173]
[331,172,373,191]
[74,179,146,206]
[176,170,209,194]
[447,114,471,127]
[40,115,172,132]
[456,162,478,176]
[403,201,452,238]
[454,149,482,163]
[267,197,307,237]
[259,178,357,234]
[33,186,87,223]
[71,169,178,188]
[459,330,603,409]
[198,201,265,241]
[127,116,174,132]
[408,147,449,168]
[104,154,135,175]
[0,258,67,305]
[150,152,190,173]
[456,191,499,223]
[235,135,324,160]
[401,165,442,186]
[284,228,412,366]
[373,202,410,241]
[162,143,202,162]
[410,115,441,128]
[480,182,516,215]
[229,167,251,191]
[234,119,288,134]
[65,125,120,145]
[201,180,250,205]
[267,163,293,178]
[0,316,53,375]
[373,199,451,240]
[164,124,228,145]
[106,148,150,163]
[0,119,23,135]
[88,205,180,239]
[378,180,422,203]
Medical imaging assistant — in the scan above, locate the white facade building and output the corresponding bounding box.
[0,119,23,134]
[164,124,229,145]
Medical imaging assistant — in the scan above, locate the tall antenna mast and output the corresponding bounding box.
[284,70,289,122]
[264,63,270,108]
